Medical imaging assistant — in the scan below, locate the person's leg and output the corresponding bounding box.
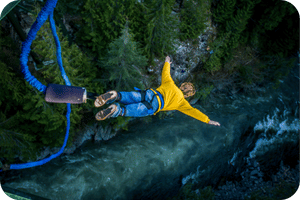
[95,91,142,120]
[111,90,160,118]
[117,91,142,105]
[96,91,142,106]
[110,102,149,117]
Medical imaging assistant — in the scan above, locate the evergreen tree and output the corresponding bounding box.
[0,7,105,162]
[208,0,260,71]
[179,0,210,41]
[128,1,148,48]
[203,48,224,73]
[212,0,297,59]
[77,0,136,58]
[0,27,37,161]
[27,18,104,147]
[101,22,147,91]
[245,0,298,57]
[213,0,237,30]
[0,61,36,162]
[144,0,179,60]
[258,10,299,57]
[251,0,295,34]
[224,0,256,50]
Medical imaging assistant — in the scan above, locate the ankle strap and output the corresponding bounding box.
[116,92,122,102]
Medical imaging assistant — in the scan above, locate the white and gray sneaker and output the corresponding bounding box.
[94,90,119,108]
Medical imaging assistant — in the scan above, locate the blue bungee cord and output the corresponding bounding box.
[0,0,71,172]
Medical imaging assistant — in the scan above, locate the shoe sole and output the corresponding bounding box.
[95,104,118,121]
[94,91,117,108]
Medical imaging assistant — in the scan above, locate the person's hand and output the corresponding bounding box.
[208,120,220,126]
[165,56,172,65]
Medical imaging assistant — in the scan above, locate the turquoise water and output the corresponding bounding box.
[3,66,299,199]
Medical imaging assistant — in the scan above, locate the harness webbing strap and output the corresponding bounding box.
[149,89,162,115]
[133,87,164,115]
[140,90,152,110]
[139,88,161,115]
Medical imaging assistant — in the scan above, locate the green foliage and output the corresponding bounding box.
[179,0,210,41]
[55,0,83,16]
[0,27,38,161]
[128,1,148,48]
[268,56,296,89]
[254,55,295,89]
[226,6,252,48]
[245,179,298,200]
[0,6,105,162]
[101,23,148,91]
[29,13,104,147]
[170,183,200,200]
[144,0,179,60]
[249,0,295,33]
[19,83,71,148]
[239,65,253,85]
[169,183,215,200]
[204,28,232,73]
[0,26,22,77]
[0,111,36,162]
[141,115,153,124]
[213,0,258,62]
[203,50,223,73]
[241,0,298,57]
[209,0,298,90]
[158,111,174,120]
[213,0,237,26]
[198,186,215,200]
[77,0,136,58]
[257,12,299,57]
[111,116,131,131]
[194,84,214,101]
[0,63,23,107]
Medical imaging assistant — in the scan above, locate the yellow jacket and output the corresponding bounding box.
[156,62,210,123]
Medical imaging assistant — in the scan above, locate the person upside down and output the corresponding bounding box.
[94,56,221,126]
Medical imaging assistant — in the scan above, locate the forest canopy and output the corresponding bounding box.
[0,0,298,163]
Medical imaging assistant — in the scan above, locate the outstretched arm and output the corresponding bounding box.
[178,102,221,126]
[161,56,174,84]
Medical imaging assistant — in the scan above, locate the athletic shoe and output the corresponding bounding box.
[94,90,118,107]
[95,104,118,121]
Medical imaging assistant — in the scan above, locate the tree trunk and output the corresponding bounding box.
[6,10,41,65]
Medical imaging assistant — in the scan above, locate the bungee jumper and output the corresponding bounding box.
[1,56,220,172]
[42,56,220,126]
[94,56,221,126]
[0,0,218,172]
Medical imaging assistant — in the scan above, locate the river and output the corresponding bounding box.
[2,65,299,200]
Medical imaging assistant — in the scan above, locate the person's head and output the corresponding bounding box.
[180,82,196,98]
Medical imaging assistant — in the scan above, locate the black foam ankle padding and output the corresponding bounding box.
[87,92,99,100]
[45,84,85,104]
[116,92,122,101]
